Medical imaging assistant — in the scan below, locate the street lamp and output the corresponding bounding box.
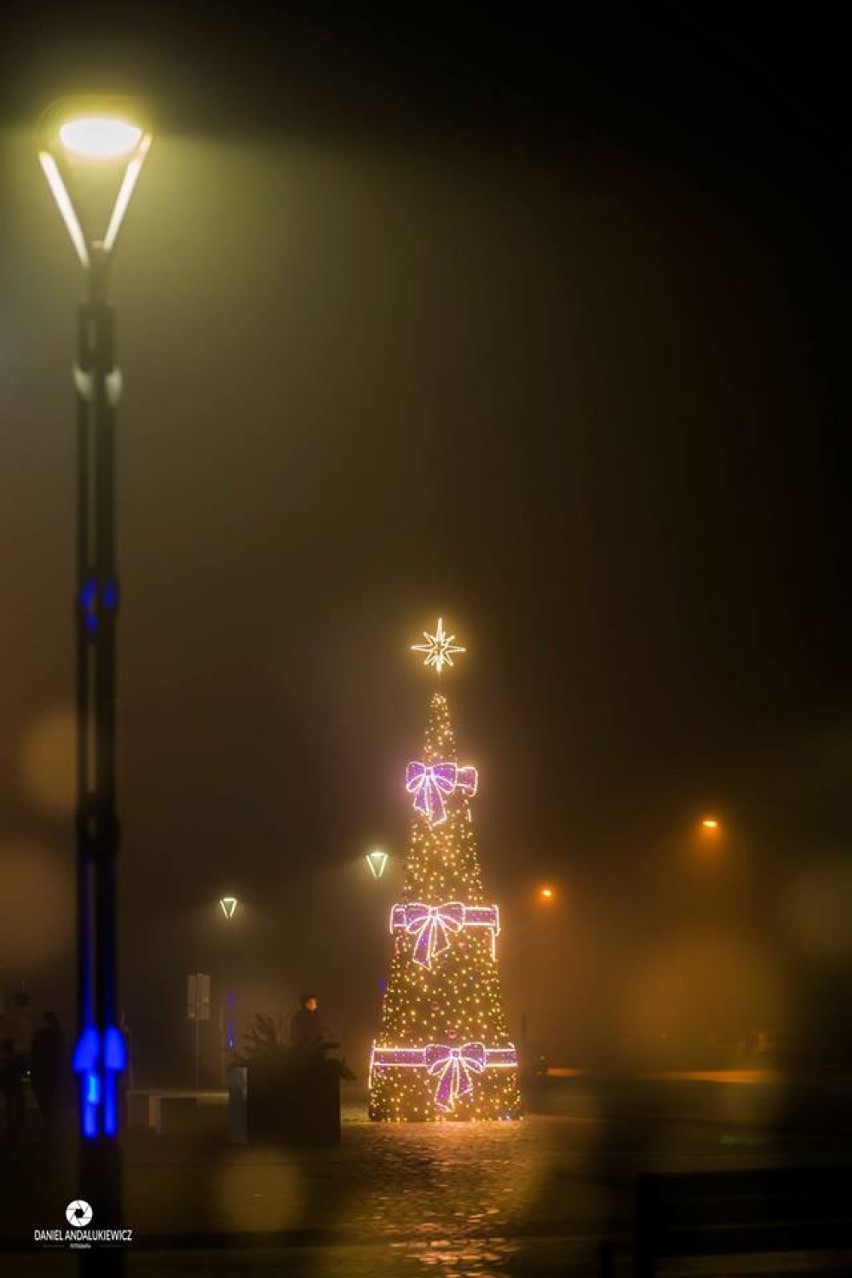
[365,849,389,880]
[216,897,239,1082]
[39,97,151,1241]
[537,884,556,903]
[701,816,720,833]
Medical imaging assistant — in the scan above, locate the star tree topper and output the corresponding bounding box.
[411,617,466,675]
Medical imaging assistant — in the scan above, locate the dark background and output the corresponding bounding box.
[0,4,848,1079]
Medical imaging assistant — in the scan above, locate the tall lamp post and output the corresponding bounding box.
[218,896,239,1083]
[39,100,151,1246]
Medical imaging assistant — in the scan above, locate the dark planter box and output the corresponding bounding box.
[229,1057,341,1146]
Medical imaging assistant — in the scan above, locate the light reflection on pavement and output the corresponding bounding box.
[11,1082,852,1277]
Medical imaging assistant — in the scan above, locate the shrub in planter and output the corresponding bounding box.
[229,1013,354,1145]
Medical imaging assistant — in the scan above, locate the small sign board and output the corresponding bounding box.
[187,972,211,1022]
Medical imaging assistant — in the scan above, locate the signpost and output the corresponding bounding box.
[187,972,210,1089]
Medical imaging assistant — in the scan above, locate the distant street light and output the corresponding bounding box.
[538,885,556,903]
[217,900,238,1082]
[701,817,720,832]
[38,97,151,1249]
[365,849,389,880]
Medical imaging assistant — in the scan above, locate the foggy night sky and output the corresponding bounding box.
[0,5,849,1072]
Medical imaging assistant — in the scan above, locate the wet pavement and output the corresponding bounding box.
[4,1075,852,1276]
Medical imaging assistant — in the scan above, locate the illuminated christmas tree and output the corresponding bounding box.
[369,620,521,1121]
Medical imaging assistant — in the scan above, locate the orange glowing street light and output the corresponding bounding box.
[538,885,556,903]
[701,816,720,833]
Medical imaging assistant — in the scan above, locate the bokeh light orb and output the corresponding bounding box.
[20,708,75,817]
[781,855,852,961]
[0,840,73,966]
[213,1156,303,1232]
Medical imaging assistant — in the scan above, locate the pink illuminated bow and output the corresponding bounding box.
[405,761,478,825]
[424,1041,487,1111]
[404,902,465,966]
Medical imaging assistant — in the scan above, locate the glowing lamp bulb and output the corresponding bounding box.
[701,818,719,831]
[219,896,238,919]
[59,116,143,159]
[539,886,555,902]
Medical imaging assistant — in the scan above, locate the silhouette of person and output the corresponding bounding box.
[289,993,334,1053]
[1,991,35,1139]
[0,1036,15,1140]
[29,1012,65,1137]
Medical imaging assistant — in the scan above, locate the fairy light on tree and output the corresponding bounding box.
[369,620,521,1121]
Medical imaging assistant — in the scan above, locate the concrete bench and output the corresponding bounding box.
[150,1095,197,1135]
[126,1091,150,1129]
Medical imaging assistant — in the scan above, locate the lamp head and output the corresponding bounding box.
[365,849,389,880]
[40,97,150,162]
[38,96,152,271]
